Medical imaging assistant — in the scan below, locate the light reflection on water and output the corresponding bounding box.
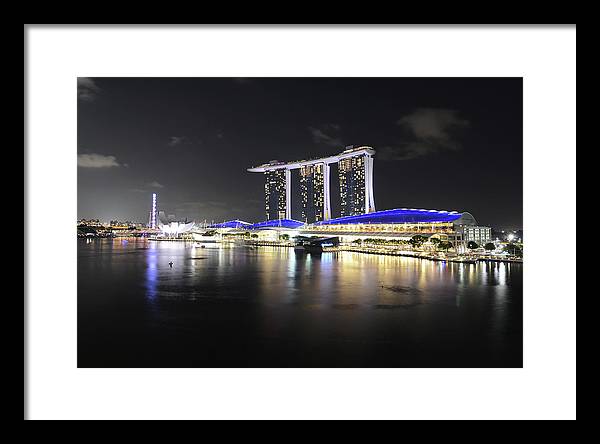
[145,241,158,303]
[78,238,523,367]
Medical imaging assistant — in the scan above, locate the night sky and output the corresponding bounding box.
[78,77,522,228]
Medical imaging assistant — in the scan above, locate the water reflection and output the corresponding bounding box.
[145,241,158,303]
[189,248,524,312]
[78,239,523,367]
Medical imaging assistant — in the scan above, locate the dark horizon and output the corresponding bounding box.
[78,77,523,229]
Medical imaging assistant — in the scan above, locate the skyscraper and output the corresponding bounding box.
[299,163,326,223]
[264,169,288,220]
[249,146,373,221]
[338,151,375,217]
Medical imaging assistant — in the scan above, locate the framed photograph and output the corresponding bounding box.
[25,24,576,420]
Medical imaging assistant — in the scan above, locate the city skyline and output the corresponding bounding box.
[78,77,523,228]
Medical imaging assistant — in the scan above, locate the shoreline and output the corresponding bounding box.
[89,237,523,264]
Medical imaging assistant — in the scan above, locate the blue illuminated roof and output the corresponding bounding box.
[249,219,305,230]
[315,208,463,225]
[209,220,252,229]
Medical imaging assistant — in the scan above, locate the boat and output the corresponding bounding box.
[191,230,220,243]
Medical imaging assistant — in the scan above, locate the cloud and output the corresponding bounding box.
[77,153,121,168]
[398,108,469,142]
[168,136,187,147]
[129,181,164,193]
[77,77,100,102]
[168,136,201,147]
[308,124,343,147]
[379,108,470,161]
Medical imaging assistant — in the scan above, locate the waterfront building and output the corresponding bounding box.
[337,155,372,216]
[210,207,478,252]
[248,218,304,230]
[159,221,196,237]
[209,220,253,229]
[153,209,196,238]
[264,168,289,220]
[460,226,492,245]
[300,208,475,250]
[300,164,326,223]
[248,146,374,221]
[338,155,364,217]
[245,218,304,242]
[337,146,375,216]
[244,148,484,251]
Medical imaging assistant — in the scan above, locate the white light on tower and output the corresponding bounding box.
[151,193,157,228]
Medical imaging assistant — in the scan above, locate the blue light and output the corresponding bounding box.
[248,219,305,230]
[314,208,463,225]
[145,243,158,302]
[209,220,253,229]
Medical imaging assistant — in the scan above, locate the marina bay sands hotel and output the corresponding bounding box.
[248,145,376,223]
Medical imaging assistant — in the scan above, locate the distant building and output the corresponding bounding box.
[159,221,195,237]
[77,218,102,227]
[200,206,498,255]
[155,210,195,237]
[461,226,492,245]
